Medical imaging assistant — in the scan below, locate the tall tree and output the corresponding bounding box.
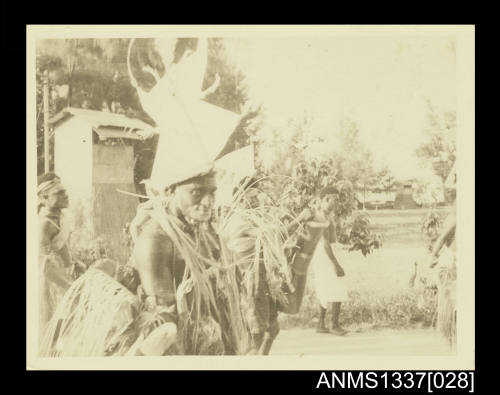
[332,116,375,188]
[252,113,382,255]
[416,100,456,183]
[35,38,254,174]
[205,38,261,157]
[370,166,397,192]
[205,38,248,113]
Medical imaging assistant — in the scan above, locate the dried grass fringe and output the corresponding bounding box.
[39,268,138,357]
[437,266,457,347]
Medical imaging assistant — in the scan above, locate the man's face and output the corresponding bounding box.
[172,175,217,223]
[44,185,69,210]
[320,194,336,213]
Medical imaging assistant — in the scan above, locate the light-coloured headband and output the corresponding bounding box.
[37,178,61,196]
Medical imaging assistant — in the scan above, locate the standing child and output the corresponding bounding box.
[311,190,348,335]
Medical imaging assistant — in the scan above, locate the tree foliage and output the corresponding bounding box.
[36,38,382,255]
[205,38,248,113]
[416,100,456,183]
[332,117,376,189]
[339,212,383,256]
[254,114,382,255]
[35,38,252,175]
[280,159,382,256]
[421,210,443,252]
[369,166,397,192]
[412,176,444,207]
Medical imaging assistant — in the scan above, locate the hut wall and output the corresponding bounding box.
[54,118,93,201]
[54,118,94,237]
[92,144,138,261]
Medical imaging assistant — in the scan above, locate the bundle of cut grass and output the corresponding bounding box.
[217,178,300,309]
[39,267,140,357]
[151,203,250,355]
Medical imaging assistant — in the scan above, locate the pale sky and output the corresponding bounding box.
[223,36,456,180]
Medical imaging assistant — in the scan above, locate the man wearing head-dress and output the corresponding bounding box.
[131,162,247,356]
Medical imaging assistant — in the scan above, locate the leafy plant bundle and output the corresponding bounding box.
[337,212,383,256]
[421,210,443,252]
[151,199,250,355]
[217,178,296,308]
[277,159,382,257]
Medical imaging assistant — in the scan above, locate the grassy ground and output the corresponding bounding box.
[279,207,453,331]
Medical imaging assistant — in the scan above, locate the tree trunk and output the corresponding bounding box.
[363,184,366,210]
[67,82,72,107]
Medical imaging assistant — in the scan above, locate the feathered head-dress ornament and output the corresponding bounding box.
[127,38,241,193]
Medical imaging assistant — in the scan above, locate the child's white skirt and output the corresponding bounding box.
[312,241,348,308]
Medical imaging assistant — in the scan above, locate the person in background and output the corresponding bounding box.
[311,192,348,335]
[38,173,84,338]
[429,201,456,346]
[429,163,456,347]
[280,187,343,316]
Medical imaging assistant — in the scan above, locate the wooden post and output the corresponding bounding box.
[43,70,50,173]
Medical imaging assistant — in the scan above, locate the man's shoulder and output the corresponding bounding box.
[133,222,174,265]
[137,218,173,246]
[39,215,59,234]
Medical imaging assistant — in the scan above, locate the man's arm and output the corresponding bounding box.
[39,220,57,256]
[39,220,72,289]
[129,209,152,243]
[133,228,177,308]
[58,244,72,267]
[323,227,345,277]
[132,224,180,356]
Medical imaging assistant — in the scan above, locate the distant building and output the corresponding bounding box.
[355,190,396,209]
[50,107,156,261]
[394,180,419,209]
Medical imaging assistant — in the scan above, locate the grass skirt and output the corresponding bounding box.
[39,267,140,357]
[436,248,456,347]
[39,254,71,341]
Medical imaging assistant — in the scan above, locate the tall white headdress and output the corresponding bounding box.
[128,38,240,191]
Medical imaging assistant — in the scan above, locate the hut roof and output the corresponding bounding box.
[49,107,156,140]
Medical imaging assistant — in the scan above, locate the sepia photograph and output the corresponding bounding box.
[26,25,474,370]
